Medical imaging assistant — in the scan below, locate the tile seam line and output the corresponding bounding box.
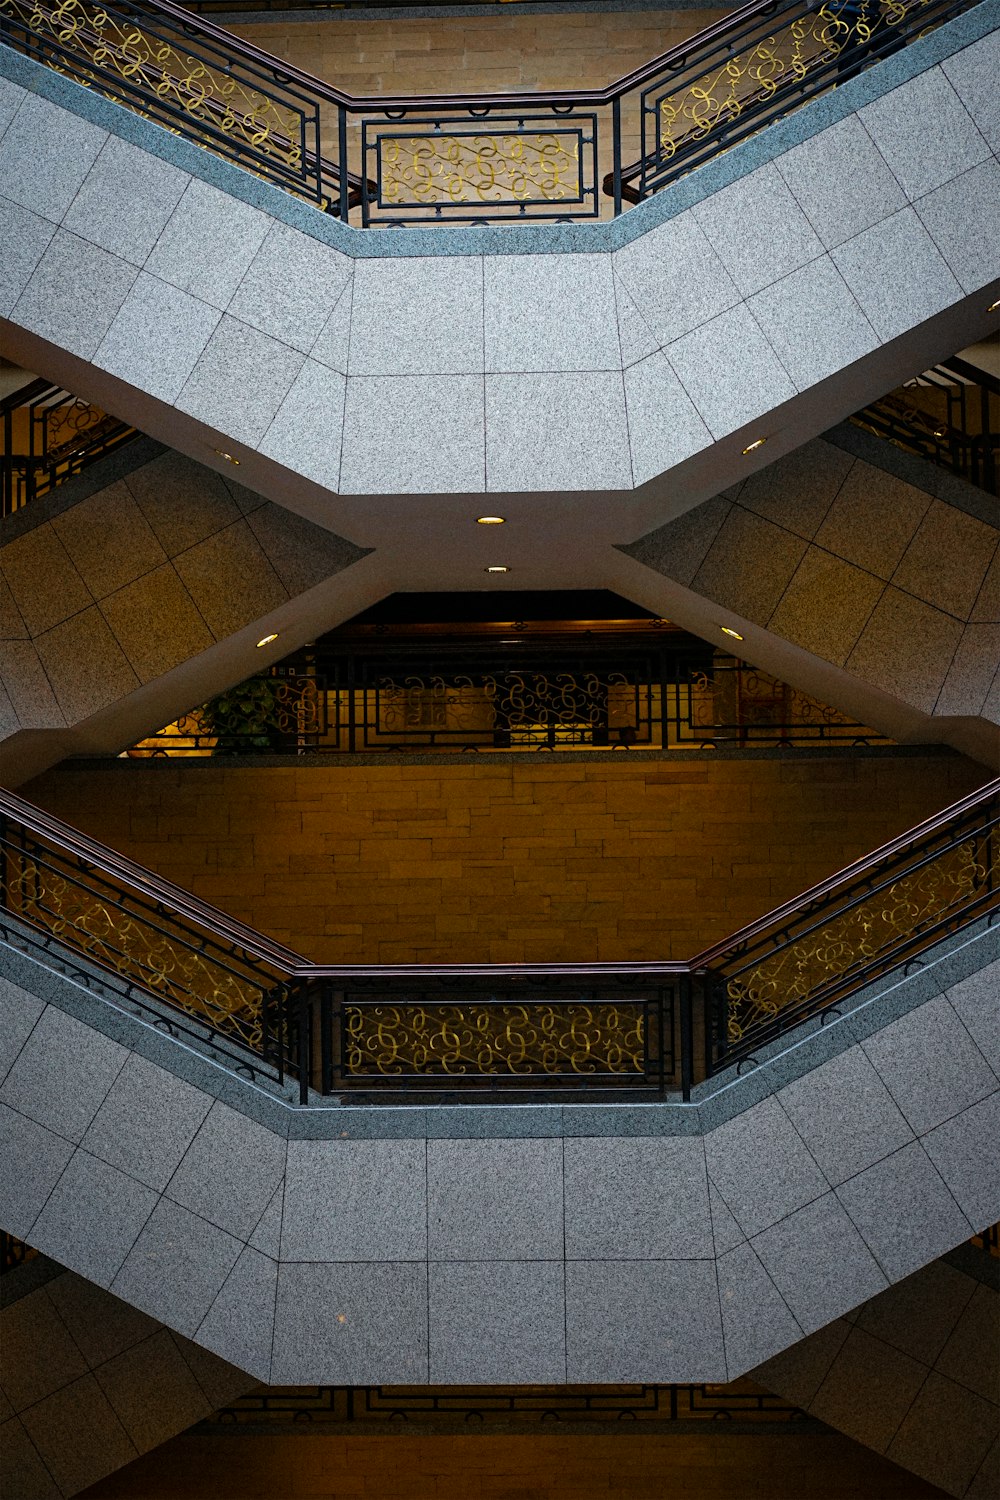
[0,4,995,261]
[832,1142,975,1280]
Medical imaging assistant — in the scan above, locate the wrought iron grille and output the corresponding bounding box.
[0,378,137,518]
[702,792,1000,1075]
[126,641,890,757]
[2,780,995,1103]
[852,357,1000,495]
[205,1380,810,1427]
[0,0,978,225]
[305,978,672,1092]
[0,802,297,1076]
[0,1230,36,1275]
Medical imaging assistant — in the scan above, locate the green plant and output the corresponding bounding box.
[200,674,289,755]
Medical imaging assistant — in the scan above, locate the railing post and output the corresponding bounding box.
[611,95,623,217]
[297,984,310,1105]
[338,104,350,224]
[679,973,693,1102]
[320,982,334,1095]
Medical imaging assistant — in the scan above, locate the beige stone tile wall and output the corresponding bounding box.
[26,752,987,964]
[229,10,726,96]
[227,8,726,218]
[0,450,364,748]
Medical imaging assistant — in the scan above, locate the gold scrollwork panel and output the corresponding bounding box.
[726,837,995,1042]
[1,0,305,178]
[4,853,267,1049]
[373,670,636,742]
[656,1,929,163]
[374,128,584,211]
[344,1001,646,1076]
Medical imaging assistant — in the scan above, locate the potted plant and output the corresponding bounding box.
[200,674,290,755]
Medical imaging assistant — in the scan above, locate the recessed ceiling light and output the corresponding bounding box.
[256,633,279,648]
[214,449,240,465]
[741,437,767,455]
[720,626,744,641]
[988,298,1000,313]
[485,565,509,574]
[476,515,506,525]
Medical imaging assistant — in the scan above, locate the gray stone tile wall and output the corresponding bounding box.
[0,18,996,517]
[0,1259,251,1500]
[756,1252,999,1498]
[2,921,997,1391]
[621,428,1000,734]
[0,1266,250,1500]
[0,446,368,755]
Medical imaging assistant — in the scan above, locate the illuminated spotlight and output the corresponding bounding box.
[720,626,744,641]
[476,515,506,525]
[741,437,767,455]
[988,298,1000,313]
[256,633,279,648]
[485,565,509,574]
[214,449,240,465]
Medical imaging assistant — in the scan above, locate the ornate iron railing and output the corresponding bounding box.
[700,785,999,1072]
[853,357,1000,494]
[125,641,891,756]
[0,1230,36,1275]
[1,779,995,1101]
[205,1380,811,1427]
[0,378,138,518]
[0,0,977,225]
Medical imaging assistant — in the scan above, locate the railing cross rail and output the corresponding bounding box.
[0,0,979,225]
[1,778,996,1103]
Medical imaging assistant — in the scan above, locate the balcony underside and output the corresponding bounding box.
[2,910,997,1390]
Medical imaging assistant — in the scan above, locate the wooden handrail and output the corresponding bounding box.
[0,788,309,971]
[93,0,787,111]
[690,775,1000,968]
[2,777,996,984]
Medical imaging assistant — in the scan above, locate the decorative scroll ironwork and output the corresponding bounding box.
[127,673,326,757]
[852,357,999,494]
[363,115,596,225]
[0,0,332,205]
[0,378,137,517]
[678,662,869,747]
[635,0,966,201]
[0,832,281,1053]
[0,0,976,225]
[374,665,639,747]
[344,998,648,1077]
[0,781,996,1103]
[126,640,890,758]
[724,836,994,1044]
[206,1380,811,1427]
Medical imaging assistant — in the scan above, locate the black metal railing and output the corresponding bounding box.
[0,378,138,518]
[0,0,977,226]
[853,357,1000,494]
[1,779,996,1103]
[125,638,891,757]
[205,1381,811,1427]
[0,1230,36,1275]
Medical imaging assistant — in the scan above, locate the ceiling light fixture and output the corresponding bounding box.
[214,449,240,465]
[988,298,1000,313]
[476,515,506,525]
[485,565,509,574]
[720,626,744,641]
[741,437,767,455]
[256,633,279,648]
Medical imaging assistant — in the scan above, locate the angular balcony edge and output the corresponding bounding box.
[1,2,997,259]
[2,910,997,1386]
